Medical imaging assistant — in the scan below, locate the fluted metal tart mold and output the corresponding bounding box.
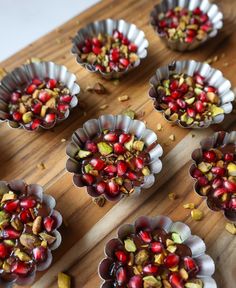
[149,60,235,129]
[150,0,223,51]
[66,114,163,202]
[71,19,149,79]
[99,215,216,288]
[0,61,80,131]
[190,131,236,222]
[0,179,62,287]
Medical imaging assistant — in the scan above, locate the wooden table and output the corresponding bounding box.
[0,0,236,287]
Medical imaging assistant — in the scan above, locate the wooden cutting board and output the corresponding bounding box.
[0,0,236,287]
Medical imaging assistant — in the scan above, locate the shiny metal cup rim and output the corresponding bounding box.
[0,61,80,132]
[0,179,62,287]
[149,60,235,129]
[71,18,149,79]
[150,0,223,52]
[190,131,236,222]
[98,215,217,288]
[66,114,163,202]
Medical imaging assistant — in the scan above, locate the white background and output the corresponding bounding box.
[0,0,100,62]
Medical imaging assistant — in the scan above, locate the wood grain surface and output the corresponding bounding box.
[0,0,236,287]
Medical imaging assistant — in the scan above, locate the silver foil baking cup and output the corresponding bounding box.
[150,0,223,52]
[149,60,235,129]
[0,61,80,131]
[0,179,62,287]
[190,131,236,222]
[66,114,163,202]
[71,18,149,79]
[99,215,216,288]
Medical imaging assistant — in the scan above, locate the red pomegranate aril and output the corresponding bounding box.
[33,246,47,262]
[169,273,184,288]
[44,216,55,232]
[117,161,128,176]
[139,230,152,243]
[90,158,105,170]
[164,253,180,268]
[176,99,186,109]
[185,36,194,43]
[60,95,72,103]
[4,200,19,213]
[47,79,57,89]
[187,107,196,118]
[184,257,199,273]
[92,38,101,47]
[195,74,204,85]
[195,101,205,113]
[32,103,42,115]
[20,198,36,209]
[200,14,208,23]
[224,153,234,162]
[115,250,128,263]
[114,143,126,154]
[92,46,101,55]
[126,171,138,181]
[108,181,120,196]
[45,113,56,123]
[119,133,131,144]
[12,111,22,122]
[135,157,144,169]
[199,91,207,102]
[119,58,130,68]
[82,174,95,185]
[39,91,51,103]
[82,46,91,54]
[0,243,8,259]
[192,168,203,179]
[212,178,223,189]
[168,102,179,112]
[171,91,181,99]
[193,7,202,15]
[110,50,120,62]
[116,267,127,285]
[32,78,42,86]
[96,182,107,195]
[159,20,167,28]
[11,261,30,275]
[85,141,97,153]
[143,264,159,275]
[162,96,172,103]
[58,103,69,112]
[104,132,119,142]
[128,43,137,53]
[206,86,216,93]
[223,180,236,193]
[31,119,41,130]
[128,275,143,288]
[122,37,130,45]
[3,228,20,239]
[19,209,31,223]
[186,29,197,37]
[26,84,37,94]
[229,198,236,209]
[203,150,216,162]
[150,242,163,253]
[85,38,92,47]
[213,187,228,198]
[113,30,123,40]
[11,92,21,103]
[104,165,117,174]
[198,176,208,186]
[170,80,179,91]
[211,166,226,176]
[201,24,212,32]
[179,83,188,93]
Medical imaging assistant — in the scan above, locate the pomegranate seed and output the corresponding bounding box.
[170,91,181,99]
[32,78,42,86]
[104,132,119,142]
[169,273,184,288]
[150,242,163,253]
[114,143,126,154]
[203,150,216,162]
[212,178,223,189]
[32,102,42,114]
[4,200,19,213]
[116,267,127,285]
[26,84,37,94]
[192,168,203,179]
[33,246,47,262]
[96,182,107,195]
[104,165,117,174]
[45,113,56,123]
[39,91,51,103]
[95,64,105,72]
[11,261,30,275]
[229,198,236,209]
[187,108,196,118]
[223,180,236,193]
[128,275,143,288]
[12,111,22,122]
[47,79,57,89]
[194,73,205,85]
[44,216,55,232]
[185,36,194,43]
[193,7,202,15]
[82,174,95,185]
[109,49,120,63]
[92,38,101,47]
[224,153,234,162]
[92,46,101,55]
[159,20,167,28]
[90,158,105,170]
[176,99,186,109]
[60,95,72,103]
[58,103,69,112]
[20,198,36,209]
[143,264,159,274]
[186,29,197,37]
[179,83,189,93]
[107,181,120,196]
[198,176,208,186]
[206,86,216,93]
[195,101,205,113]
[135,157,144,169]
[170,80,179,90]
[85,141,98,153]
[199,91,207,102]
[0,243,8,259]
[82,46,91,53]
[122,37,130,45]
[85,38,92,47]
[115,250,128,263]
[2,228,20,239]
[126,171,138,181]
[162,96,173,103]
[10,92,21,103]
[19,209,31,223]
[109,61,117,71]
[200,14,209,23]
[128,43,137,53]
[168,102,179,112]
[119,133,131,144]
[213,187,228,198]
[31,119,41,130]
[211,167,226,176]
[201,24,212,32]
[184,257,199,274]
[113,30,123,40]
[139,230,152,243]
[164,253,180,268]
[119,58,130,68]
[117,161,128,176]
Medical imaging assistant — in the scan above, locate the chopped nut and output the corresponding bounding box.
[157,123,163,131]
[124,238,136,252]
[183,203,195,209]
[169,134,175,141]
[118,95,129,102]
[133,140,144,151]
[191,209,204,221]
[61,138,66,143]
[25,57,42,64]
[93,82,106,94]
[135,249,149,265]
[32,216,42,235]
[213,55,218,62]
[19,233,41,249]
[97,142,113,156]
[172,232,182,244]
[58,272,71,288]
[93,195,106,207]
[123,109,135,119]
[99,104,108,110]
[225,223,236,235]
[168,193,177,200]
[37,162,46,170]
[1,193,16,202]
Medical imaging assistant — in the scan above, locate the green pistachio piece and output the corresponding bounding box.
[39,232,56,245]
[186,117,194,125]
[172,232,182,243]
[143,276,161,287]
[124,135,134,151]
[135,249,149,265]
[142,166,151,176]
[84,164,93,174]
[185,280,203,288]
[185,97,195,105]
[194,88,202,95]
[97,142,113,156]
[124,238,137,252]
[77,150,92,159]
[167,245,177,253]
[14,249,31,262]
[22,111,33,124]
[3,240,15,247]
[163,79,170,88]
[0,211,9,229]
[210,105,224,117]
[123,109,135,120]
[180,113,188,122]
[19,233,41,249]
[198,162,212,173]
[133,140,144,152]
[227,162,236,176]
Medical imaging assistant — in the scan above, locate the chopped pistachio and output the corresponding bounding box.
[157,123,163,131]
[211,105,224,117]
[124,135,134,151]
[124,238,137,252]
[77,150,92,159]
[123,109,135,119]
[168,193,177,200]
[191,209,204,221]
[227,162,236,176]
[118,95,129,102]
[97,142,113,156]
[99,104,108,110]
[225,223,236,235]
[172,232,182,244]
[135,249,149,265]
[133,140,144,151]
[183,203,195,209]
[169,134,175,141]
[58,272,71,288]
[92,195,106,207]
[198,162,212,173]
[142,166,151,176]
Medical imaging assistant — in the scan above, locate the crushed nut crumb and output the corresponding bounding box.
[37,162,46,170]
[191,209,204,221]
[225,223,236,235]
[183,203,195,209]
[168,193,177,200]
[123,109,135,119]
[99,104,108,110]
[58,272,71,288]
[93,195,106,207]
[61,138,66,143]
[157,123,163,131]
[118,95,129,102]
[169,134,175,141]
